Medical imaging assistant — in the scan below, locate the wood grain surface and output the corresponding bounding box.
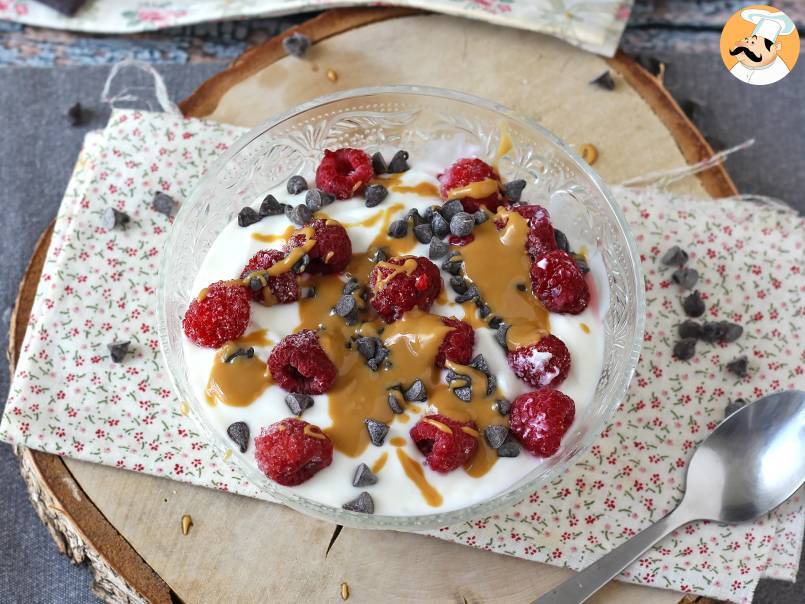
[10,8,733,603]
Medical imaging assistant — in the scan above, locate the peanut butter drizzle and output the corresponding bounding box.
[205,345,271,407]
[390,436,406,446]
[580,322,590,334]
[445,178,501,201]
[251,224,296,243]
[492,128,513,171]
[236,329,273,348]
[371,452,388,474]
[266,226,316,276]
[374,257,418,291]
[370,173,439,198]
[396,448,443,507]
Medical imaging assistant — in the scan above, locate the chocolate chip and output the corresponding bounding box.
[422,206,437,222]
[286,175,308,195]
[369,247,388,263]
[678,320,702,340]
[285,392,314,416]
[341,279,358,296]
[371,152,387,175]
[441,254,463,276]
[300,286,316,298]
[101,207,130,230]
[497,439,521,458]
[515,283,527,292]
[473,210,488,225]
[342,491,374,514]
[494,398,511,416]
[454,284,480,304]
[726,356,748,377]
[291,253,310,274]
[572,252,590,274]
[387,389,405,414]
[495,323,510,350]
[334,295,358,323]
[682,290,705,317]
[721,322,743,343]
[431,212,450,237]
[387,150,409,173]
[724,398,749,418]
[286,203,312,226]
[355,336,379,360]
[238,207,262,227]
[661,245,689,267]
[66,102,87,127]
[590,71,615,91]
[503,179,526,203]
[248,276,264,292]
[365,184,388,208]
[484,425,509,449]
[672,267,699,290]
[259,194,285,217]
[226,422,250,453]
[366,345,389,372]
[282,32,311,58]
[429,237,449,260]
[364,419,389,446]
[387,219,408,238]
[553,228,570,253]
[404,379,427,402]
[700,321,727,343]
[453,386,472,402]
[414,223,434,244]
[305,188,333,210]
[450,212,475,237]
[224,347,254,363]
[152,192,177,217]
[470,354,490,375]
[441,200,464,221]
[406,208,426,227]
[673,338,697,360]
[478,303,491,319]
[450,276,469,294]
[108,341,130,363]
[352,463,378,488]
[488,316,503,329]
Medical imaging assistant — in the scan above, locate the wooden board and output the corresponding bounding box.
[10,8,734,604]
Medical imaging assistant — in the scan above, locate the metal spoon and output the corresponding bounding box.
[534,390,805,604]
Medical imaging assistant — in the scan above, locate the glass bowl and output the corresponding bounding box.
[157,85,645,530]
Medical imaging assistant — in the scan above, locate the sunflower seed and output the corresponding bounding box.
[226,422,250,453]
[352,463,378,487]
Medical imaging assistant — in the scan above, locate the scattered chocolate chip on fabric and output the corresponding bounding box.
[282,32,311,58]
[503,179,526,203]
[553,228,570,253]
[678,320,703,340]
[661,245,689,266]
[387,219,408,238]
[152,191,178,217]
[286,175,308,195]
[441,200,464,221]
[414,223,434,244]
[387,150,410,173]
[473,210,488,225]
[364,419,389,446]
[431,212,450,238]
[590,71,615,91]
[721,322,743,343]
[364,184,388,208]
[286,203,313,226]
[673,338,697,361]
[682,290,705,317]
[496,438,521,458]
[428,237,449,260]
[108,341,130,363]
[224,347,254,363]
[699,321,743,344]
[495,323,510,350]
[404,379,427,402]
[726,356,749,377]
[671,267,699,290]
[238,207,262,227]
[39,0,89,17]
[494,398,511,416]
[66,101,87,127]
[342,491,374,514]
[259,194,286,217]
[285,392,314,416]
[387,389,405,414]
[100,207,130,231]
[484,425,509,449]
[352,463,378,488]
[724,398,749,418]
[449,276,469,294]
[371,152,387,175]
[450,212,475,237]
[226,421,250,453]
[369,247,388,263]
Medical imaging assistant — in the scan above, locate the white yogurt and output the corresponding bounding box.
[182,147,607,516]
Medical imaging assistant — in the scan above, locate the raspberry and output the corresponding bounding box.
[497,204,557,259]
[506,334,571,388]
[509,389,575,457]
[240,249,299,305]
[437,158,503,213]
[530,250,590,314]
[447,234,475,247]
[284,218,352,275]
[369,256,442,322]
[268,330,337,394]
[435,317,474,368]
[182,281,250,348]
[254,418,333,486]
[410,414,479,473]
[315,148,374,200]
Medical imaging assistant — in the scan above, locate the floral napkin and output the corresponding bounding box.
[2,109,803,604]
[0,0,632,57]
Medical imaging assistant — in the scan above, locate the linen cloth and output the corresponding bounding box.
[1,109,802,603]
[0,0,632,56]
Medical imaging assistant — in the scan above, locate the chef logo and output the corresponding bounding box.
[720,5,799,86]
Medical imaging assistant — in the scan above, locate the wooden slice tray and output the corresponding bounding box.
[10,8,735,603]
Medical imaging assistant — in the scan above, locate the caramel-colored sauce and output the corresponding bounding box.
[580,322,590,334]
[266,226,316,276]
[371,452,388,474]
[338,202,405,229]
[445,178,500,201]
[396,448,443,507]
[252,224,296,243]
[493,128,513,170]
[235,329,273,348]
[371,173,439,198]
[205,345,271,407]
[390,436,406,447]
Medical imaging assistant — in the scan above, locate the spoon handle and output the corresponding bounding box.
[532,505,694,604]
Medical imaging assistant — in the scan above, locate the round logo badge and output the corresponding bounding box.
[720,4,799,85]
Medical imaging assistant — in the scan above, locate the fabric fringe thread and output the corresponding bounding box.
[100,59,180,115]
